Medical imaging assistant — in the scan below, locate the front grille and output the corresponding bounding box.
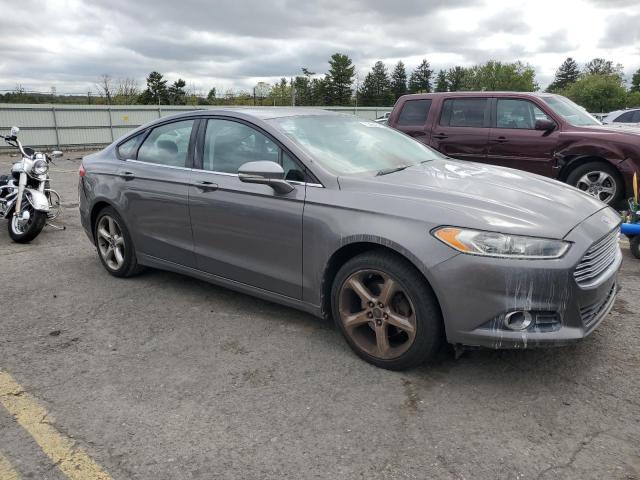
[579,283,617,329]
[574,229,620,287]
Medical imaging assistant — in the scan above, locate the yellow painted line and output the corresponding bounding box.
[0,452,21,480]
[0,371,112,480]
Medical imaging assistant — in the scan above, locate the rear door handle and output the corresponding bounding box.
[118,171,135,180]
[193,180,218,192]
[432,133,448,140]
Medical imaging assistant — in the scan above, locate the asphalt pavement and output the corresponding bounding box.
[0,151,638,480]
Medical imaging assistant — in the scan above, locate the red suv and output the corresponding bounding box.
[388,92,640,205]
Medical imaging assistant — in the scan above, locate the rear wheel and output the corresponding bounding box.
[566,161,623,205]
[8,201,47,243]
[331,250,443,370]
[94,207,143,277]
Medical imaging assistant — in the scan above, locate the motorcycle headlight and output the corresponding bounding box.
[33,159,48,175]
[433,227,571,259]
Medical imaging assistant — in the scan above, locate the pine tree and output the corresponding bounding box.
[631,68,640,93]
[326,53,355,106]
[408,59,433,93]
[139,71,168,104]
[207,87,217,101]
[390,61,407,100]
[168,78,186,105]
[547,57,580,92]
[447,66,469,91]
[360,61,393,106]
[583,58,618,76]
[435,70,448,92]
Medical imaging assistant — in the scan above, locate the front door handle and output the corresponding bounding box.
[118,171,135,180]
[493,136,508,143]
[432,133,448,140]
[193,180,218,192]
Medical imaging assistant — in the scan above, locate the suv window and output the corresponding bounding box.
[117,134,143,159]
[136,120,194,167]
[203,119,279,173]
[397,99,432,126]
[496,99,551,129]
[614,111,637,123]
[440,98,488,127]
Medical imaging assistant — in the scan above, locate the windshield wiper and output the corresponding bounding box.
[376,165,410,176]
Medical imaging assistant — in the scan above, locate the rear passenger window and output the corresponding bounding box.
[440,98,488,127]
[137,120,194,167]
[397,99,432,126]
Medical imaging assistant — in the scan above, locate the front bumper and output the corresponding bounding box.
[431,208,622,349]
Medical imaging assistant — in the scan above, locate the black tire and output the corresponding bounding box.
[331,249,443,370]
[94,206,143,277]
[630,236,640,260]
[566,161,624,206]
[8,207,47,243]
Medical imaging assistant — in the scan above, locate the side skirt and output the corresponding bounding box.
[137,252,323,318]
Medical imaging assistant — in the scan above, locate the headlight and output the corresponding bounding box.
[33,159,48,175]
[433,227,571,259]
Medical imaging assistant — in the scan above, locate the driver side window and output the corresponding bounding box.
[496,99,551,130]
[203,119,280,173]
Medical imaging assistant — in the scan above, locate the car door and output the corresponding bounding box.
[429,97,490,163]
[117,118,197,268]
[393,98,432,140]
[487,98,559,177]
[188,117,306,299]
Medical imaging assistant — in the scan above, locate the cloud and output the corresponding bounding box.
[0,0,638,93]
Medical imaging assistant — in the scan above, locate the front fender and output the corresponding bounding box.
[24,188,50,212]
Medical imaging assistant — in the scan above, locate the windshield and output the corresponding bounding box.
[541,95,601,126]
[268,115,442,175]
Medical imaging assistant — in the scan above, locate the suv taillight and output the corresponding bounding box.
[79,163,86,177]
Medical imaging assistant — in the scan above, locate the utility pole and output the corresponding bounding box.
[291,77,295,107]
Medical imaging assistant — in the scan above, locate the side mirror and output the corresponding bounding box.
[50,150,63,159]
[535,119,556,132]
[238,161,294,194]
[10,126,19,137]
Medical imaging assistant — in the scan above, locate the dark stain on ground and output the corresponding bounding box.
[220,340,249,355]
[613,297,633,315]
[402,378,419,414]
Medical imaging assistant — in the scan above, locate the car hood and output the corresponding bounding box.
[580,123,640,136]
[338,159,607,239]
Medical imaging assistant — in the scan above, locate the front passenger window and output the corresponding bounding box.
[137,120,194,167]
[496,99,549,129]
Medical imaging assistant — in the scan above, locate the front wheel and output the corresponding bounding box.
[566,162,623,205]
[8,203,47,243]
[331,250,443,370]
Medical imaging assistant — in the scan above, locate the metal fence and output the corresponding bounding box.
[0,104,393,150]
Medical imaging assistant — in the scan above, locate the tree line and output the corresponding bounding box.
[2,53,640,113]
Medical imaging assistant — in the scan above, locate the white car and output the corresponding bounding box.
[602,108,640,125]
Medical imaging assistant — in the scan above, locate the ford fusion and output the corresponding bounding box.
[78,109,621,370]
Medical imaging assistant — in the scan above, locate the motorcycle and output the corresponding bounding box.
[0,126,63,243]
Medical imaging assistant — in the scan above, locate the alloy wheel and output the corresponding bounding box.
[338,269,417,360]
[97,215,125,271]
[576,171,617,203]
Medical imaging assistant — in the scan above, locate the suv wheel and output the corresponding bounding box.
[566,161,623,205]
[94,207,143,277]
[331,250,443,370]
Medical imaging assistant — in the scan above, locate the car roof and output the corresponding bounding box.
[152,107,338,123]
[398,91,555,100]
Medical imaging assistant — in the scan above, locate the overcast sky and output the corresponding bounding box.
[1,0,639,95]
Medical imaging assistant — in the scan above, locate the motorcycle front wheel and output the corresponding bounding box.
[8,202,47,243]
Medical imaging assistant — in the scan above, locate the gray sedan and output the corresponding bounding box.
[78,108,621,370]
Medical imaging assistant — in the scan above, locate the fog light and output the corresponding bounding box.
[503,311,533,331]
